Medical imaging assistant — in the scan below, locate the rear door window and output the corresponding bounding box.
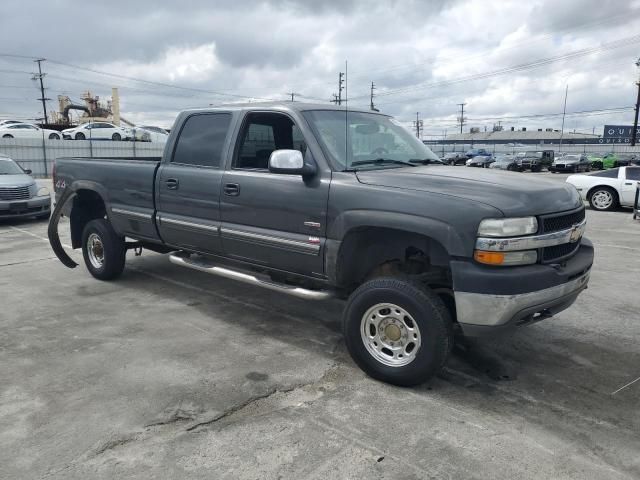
[172,113,232,168]
[626,167,640,181]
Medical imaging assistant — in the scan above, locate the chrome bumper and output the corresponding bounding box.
[455,270,590,330]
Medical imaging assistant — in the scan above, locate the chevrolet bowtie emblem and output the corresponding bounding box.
[569,224,582,243]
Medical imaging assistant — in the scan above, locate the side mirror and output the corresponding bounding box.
[268,149,316,176]
[24,168,32,174]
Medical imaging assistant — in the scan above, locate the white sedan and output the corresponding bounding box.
[566,166,640,211]
[62,122,132,141]
[0,123,62,140]
[134,125,169,143]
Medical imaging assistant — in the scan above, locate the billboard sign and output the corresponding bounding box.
[601,125,640,143]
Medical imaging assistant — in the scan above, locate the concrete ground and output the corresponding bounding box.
[1,174,639,479]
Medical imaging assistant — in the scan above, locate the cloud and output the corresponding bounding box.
[0,0,638,132]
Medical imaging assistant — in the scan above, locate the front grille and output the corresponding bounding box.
[0,185,30,200]
[555,164,564,169]
[542,242,580,263]
[541,208,585,233]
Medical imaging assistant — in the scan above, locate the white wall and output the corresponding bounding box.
[0,138,165,177]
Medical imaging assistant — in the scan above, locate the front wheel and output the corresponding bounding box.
[112,133,121,141]
[81,218,126,280]
[75,132,86,140]
[48,133,60,140]
[589,187,618,211]
[2,134,13,138]
[343,277,453,387]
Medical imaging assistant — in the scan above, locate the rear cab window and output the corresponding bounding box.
[172,113,232,168]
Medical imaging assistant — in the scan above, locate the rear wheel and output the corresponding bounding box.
[589,187,618,211]
[81,218,126,280]
[343,277,453,387]
[2,134,13,138]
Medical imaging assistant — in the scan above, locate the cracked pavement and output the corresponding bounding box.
[1,176,640,479]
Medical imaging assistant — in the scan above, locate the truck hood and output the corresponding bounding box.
[0,174,34,187]
[355,166,582,216]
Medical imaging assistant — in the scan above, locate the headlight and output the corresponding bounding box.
[477,217,538,237]
[37,187,50,197]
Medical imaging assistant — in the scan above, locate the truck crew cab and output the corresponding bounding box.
[49,103,593,386]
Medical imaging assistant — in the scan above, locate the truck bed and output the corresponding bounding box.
[55,156,162,242]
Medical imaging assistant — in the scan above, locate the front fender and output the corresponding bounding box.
[328,209,469,257]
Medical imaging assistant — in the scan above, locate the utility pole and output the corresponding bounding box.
[457,103,466,134]
[286,92,300,102]
[413,112,423,139]
[337,72,345,106]
[369,81,379,111]
[330,93,339,104]
[631,57,640,146]
[558,84,569,152]
[33,59,50,124]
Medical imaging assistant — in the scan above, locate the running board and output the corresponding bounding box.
[169,253,333,300]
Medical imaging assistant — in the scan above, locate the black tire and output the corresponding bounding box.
[3,134,13,138]
[48,133,60,140]
[343,277,453,387]
[81,218,126,280]
[588,186,618,211]
[75,132,86,140]
[112,133,121,141]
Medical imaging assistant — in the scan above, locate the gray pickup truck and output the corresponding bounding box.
[49,102,593,386]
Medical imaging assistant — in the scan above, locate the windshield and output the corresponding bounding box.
[303,110,440,170]
[0,158,24,175]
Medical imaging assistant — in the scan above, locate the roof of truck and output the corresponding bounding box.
[181,102,388,116]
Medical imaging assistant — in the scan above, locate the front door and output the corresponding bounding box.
[220,111,330,277]
[621,166,640,205]
[156,112,233,254]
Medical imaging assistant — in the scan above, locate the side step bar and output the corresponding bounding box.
[169,253,333,300]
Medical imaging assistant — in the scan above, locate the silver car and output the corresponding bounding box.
[0,155,51,220]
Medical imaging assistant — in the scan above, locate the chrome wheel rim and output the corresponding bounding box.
[592,190,612,210]
[87,233,105,269]
[360,303,421,367]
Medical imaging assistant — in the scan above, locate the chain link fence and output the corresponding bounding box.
[428,142,640,158]
[0,138,165,177]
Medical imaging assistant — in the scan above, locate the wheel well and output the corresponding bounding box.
[336,227,452,291]
[586,185,618,202]
[70,189,107,248]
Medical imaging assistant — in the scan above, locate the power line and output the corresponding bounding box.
[352,34,640,100]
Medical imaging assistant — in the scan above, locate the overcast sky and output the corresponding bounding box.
[1,0,639,136]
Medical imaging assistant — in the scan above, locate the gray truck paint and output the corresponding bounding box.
[52,102,593,334]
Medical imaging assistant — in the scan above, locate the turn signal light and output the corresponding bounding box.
[474,249,538,266]
[474,250,505,265]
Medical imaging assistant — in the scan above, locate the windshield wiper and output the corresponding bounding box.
[350,158,416,168]
[409,158,442,165]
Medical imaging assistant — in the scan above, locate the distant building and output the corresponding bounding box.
[432,129,602,145]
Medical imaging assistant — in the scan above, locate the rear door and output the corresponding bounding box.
[156,112,233,253]
[219,111,330,277]
[621,167,640,206]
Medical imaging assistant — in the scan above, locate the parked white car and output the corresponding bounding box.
[134,125,169,143]
[566,166,640,211]
[0,120,26,127]
[62,122,132,141]
[0,123,62,140]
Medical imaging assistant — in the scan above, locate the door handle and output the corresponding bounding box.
[223,183,240,196]
[166,178,179,190]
